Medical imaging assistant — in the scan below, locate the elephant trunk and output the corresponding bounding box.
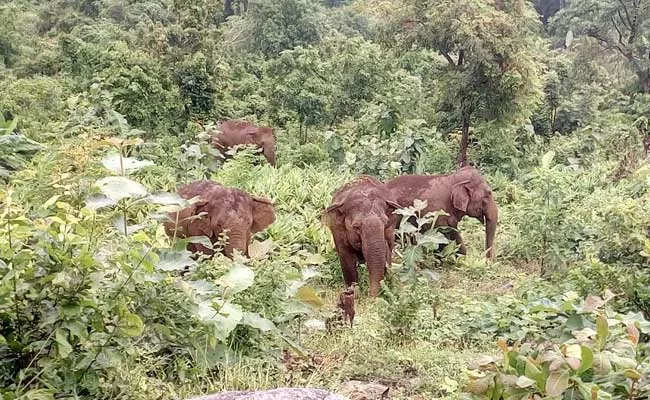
[361,218,389,298]
[223,225,249,258]
[263,143,276,166]
[484,201,498,260]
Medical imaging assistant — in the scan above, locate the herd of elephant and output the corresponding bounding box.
[164,120,499,299]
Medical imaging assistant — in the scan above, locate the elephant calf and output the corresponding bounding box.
[211,119,276,166]
[325,176,401,298]
[385,166,498,259]
[164,180,275,258]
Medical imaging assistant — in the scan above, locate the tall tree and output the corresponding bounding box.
[386,0,542,166]
[555,0,650,93]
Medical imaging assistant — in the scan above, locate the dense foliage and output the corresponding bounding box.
[1,0,650,399]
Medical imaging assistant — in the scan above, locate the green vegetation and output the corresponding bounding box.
[1,0,649,399]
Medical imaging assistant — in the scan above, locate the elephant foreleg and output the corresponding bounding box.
[447,229,467,255]
[333,238,359,287]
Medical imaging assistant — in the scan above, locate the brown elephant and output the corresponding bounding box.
[164,180,276,257]
[325,176,401,298]
[211,119,276,166]
[385,166,498,259]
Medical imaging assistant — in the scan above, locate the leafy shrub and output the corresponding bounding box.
[463,292,650,400]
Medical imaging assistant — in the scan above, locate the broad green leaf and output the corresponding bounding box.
[303,252,327,265]
[156,249,196,271]
[541,150,556,169]
[113,216,147,235]
[295,286,325,308]
[623,369,642,380]
[248,239,272,259]
[188,279,218,295]
[85,194,118,210]
[55,328,73,358]
[465,376,491,394]
[0,334,5,345]
[95,176,147,201]
[545,369,570,396]
[595,314,608,350]
[196,300,243,341]
[242,312,277,332]
[592,352,612,374]
[41,195,61,209]
[565,30,574,47]
[565,344,582,359]
[515,376,535,388]
[413,198,428,211]
[101,153,154,174]
[217,264,255,296]
[525,359,546,390]
[117,312,144,337]
[145,192,185,206]
[577,346,594,374]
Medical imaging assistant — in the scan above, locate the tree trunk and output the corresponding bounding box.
[224,0,234,18]
[456,113,470,167]
[639,70,650,93]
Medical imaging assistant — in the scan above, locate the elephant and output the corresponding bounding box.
[211,119,276,166]
[325,176,401,298]
[164,180,276,258]
[385,166,498,259]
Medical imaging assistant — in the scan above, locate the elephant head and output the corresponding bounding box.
[450,167,498,259]
[326,176,401,298]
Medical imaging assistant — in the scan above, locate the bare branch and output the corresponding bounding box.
[458,49,465,67]
[611,16,626,47]
[440,51,457,68]
[617,0,634,30]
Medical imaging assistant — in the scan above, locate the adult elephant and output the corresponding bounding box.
[385,166,498,259]
[211,119,276,166]
[164,181,276,257]
[325,176,401,297]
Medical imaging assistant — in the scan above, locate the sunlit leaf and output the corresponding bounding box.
[595,314,608,350]
[95,176,147,201]
[295,286,325,308]
[242,312,277,332]
[102,153,154,174]
[248,239,272,259]
[515,376,535,388]
[545,369,570,396]
[217,264,255,296]
[541,150,556,169]
[85,194,118,210]
[55,328,73,358]
[303,252,327,265]
[117,312,144,337]
[156,249,196,271]
[113,215,147,235]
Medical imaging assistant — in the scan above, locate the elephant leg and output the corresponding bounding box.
[333,237,359,287]
[448,229,467,255]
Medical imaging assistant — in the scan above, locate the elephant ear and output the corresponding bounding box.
[323,200,346,229]
[251,196,276,233]
[451,180,472,212]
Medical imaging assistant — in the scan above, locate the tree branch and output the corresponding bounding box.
[441,51,457,68]
[458,49,465,66]
[611,16,626,47]
[617,0,634,30]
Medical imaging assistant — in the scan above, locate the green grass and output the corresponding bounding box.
[173,251,541,400]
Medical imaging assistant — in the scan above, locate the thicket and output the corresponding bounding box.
[1,0,650,399]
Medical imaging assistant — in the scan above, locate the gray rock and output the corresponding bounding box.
[187,388,348,400]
